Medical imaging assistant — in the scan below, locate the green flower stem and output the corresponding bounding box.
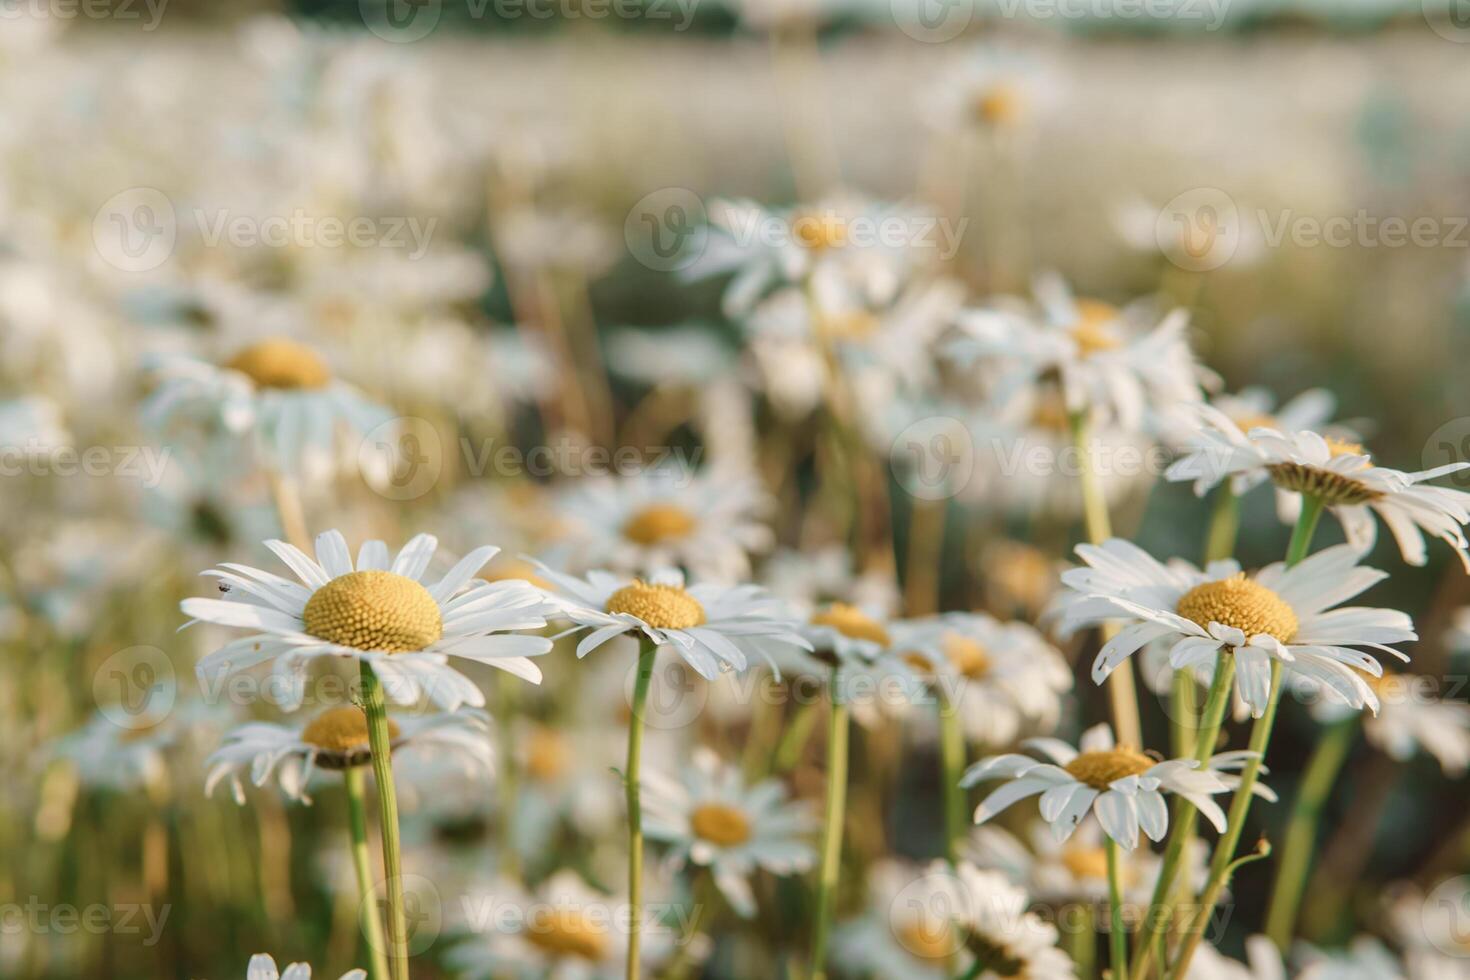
[1107,839,1130,980]
[1203,484,1240,567]
[1263,717,1359,948]
[1069,411,1143,751]
[1064,903,1096,980]
[810,669,850,980]
[1129,653,1236,979]
[772,698,821,773]
[343,767,392,980]
[1168,495,1325,979]
[359,663,410,980]
[938,689,967,863]
[625,637,658,980]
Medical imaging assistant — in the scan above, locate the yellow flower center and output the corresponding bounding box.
[823,310,881,341]
[1060,847,1110,881]
[1230,412,1278,435]
[224,338,332,390]
[1064,748,1154,790]
[1175,574,1298,643]
[480,558,553,591]
[896,919,958,961]
[621,504,698,546]
[525,909,609,962]
[944,634,991,679]
[973,83,1024,126]
[1068,299,1122,357]
[791,211,847,251]
[525,726,569,782]
[605,581,706,630]
[810,603,891,647]
[302,570,443,653]
[1324,436,1367,458]
[690,803,753,847]
[300,705,400,756]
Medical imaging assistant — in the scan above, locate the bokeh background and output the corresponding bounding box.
[5,1,1470,977]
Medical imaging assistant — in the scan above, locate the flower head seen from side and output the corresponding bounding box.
[532,565,810,681]
[960,723,1254,850]
[939,863,1078,980]
[1055,539,1416,717]
[183,529,554,711]
[143,336,392,481]
[205,705,493,805]
[245,953,365,980]
[1165,416,1470,570]
[966,820,1181,908]
[642,746,817,917]
[949,271,1210,433]
[547,465,775,584]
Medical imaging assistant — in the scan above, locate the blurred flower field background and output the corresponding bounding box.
[5,2,1470,979]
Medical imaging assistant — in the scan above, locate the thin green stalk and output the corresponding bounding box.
[359,664,410,980]
[1064,903,1096,980]
[1069,411,1143,751]
[810,669,850,980]
[625,637,658,980]
[1107,839,1129,980]
[663,871,718,980]
[1129,653,1236,979]
[938,690,967,863]
[344,767,392,980]
[1203,484,1239,566]
[772,698,821,773]
[1263,717,1358,948]
[1169,495,1325,978]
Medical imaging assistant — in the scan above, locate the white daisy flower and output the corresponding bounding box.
[1165,418,1470,570]
[244,953,364,980]
[1307,672,1470,776]
[1184,936,1285,980]
[49,709,178,794]
[1293,937,1406,980]
[966,819,1192,908]
[1388,879,1470,979]
[143,336,392,481]
[546,465,774,584]
[1054,540,1416,717]
[684,196,913,318]
[183,529,555,712]
[833,860,954,980]
[960,723,1259,850]
[892,612,1072,746]
[531,565,809,681]
[1162,387,1341,457]
[759,545,900,619]
[446,870,672,980]
[938,863,1078,980]
[949,272,1210,432]
[204,705,493,805]
[642,746,817,918]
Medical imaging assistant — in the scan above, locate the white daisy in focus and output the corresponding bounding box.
[1165,420,1470,570]
[1054,540,1416,717]
[890,613,1071,746]
[642,746,816,917]
[949,272,1210,432]
[1306,672,1470,776]
[143,336,392,481]
[547,465,774,583]
[183,529,555,711]
[960,723,1260,850]
[1161,387,1341,457]
[244,953,365,980]
[532,565,810,681]
[205,705,493,805]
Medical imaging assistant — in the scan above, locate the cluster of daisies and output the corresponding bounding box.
[8,16,1470,980]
